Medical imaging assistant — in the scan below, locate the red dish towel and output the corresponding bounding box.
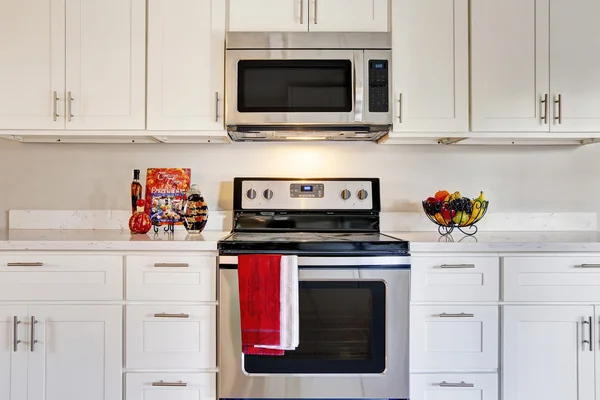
[238,254,285,356]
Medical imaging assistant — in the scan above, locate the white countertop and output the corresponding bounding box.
[385,231,600,253]
[0,230,230,251]
[2,229,600,253]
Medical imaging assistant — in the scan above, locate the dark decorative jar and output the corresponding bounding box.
[182,184,209,234]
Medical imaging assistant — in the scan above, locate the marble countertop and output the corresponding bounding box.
[385,231,600,253]
[0,230,230,251]
[1,229,600,253]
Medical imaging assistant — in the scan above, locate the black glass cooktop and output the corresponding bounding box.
[218,232,409,255]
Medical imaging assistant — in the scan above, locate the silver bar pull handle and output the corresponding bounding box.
[555,94,562,124]
[583,317,591,351]
[30,317,38,352]
[440,264,475,269]
[67,91,74,122]
[7,262,44,267]
[438,381,475,388]
[541,94,548,124]
[313,0,317,24]
[154,263,189,268]
[53,91,59,121]
[300,0,304,24]
[154,313,190,319]
[398,93,403,123]
[439,313,475,318]
[215,92,219,122]
[577,264,600,268]
[13,316,21,352]
[152,381,187,387]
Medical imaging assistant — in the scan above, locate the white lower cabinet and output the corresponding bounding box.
[410,306,498,371]
[410,373,498,400]
[126,373,216,400]
[0,307,28,400]
[503,305,595,400]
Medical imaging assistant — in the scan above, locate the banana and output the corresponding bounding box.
[466,191,485,225]
[434,213,447,225]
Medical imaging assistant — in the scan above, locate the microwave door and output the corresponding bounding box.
[226,50,357,126]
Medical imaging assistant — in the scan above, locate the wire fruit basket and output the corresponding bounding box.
[422,198,489,236]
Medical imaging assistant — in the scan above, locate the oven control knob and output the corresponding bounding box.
[357,189,369,201]
[263,189,274,200]
[340,189,351,200]
[246,189,257,200]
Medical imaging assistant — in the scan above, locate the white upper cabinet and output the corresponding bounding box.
[503,306,595,400]
[471,0,550,132]
[549,0,600,132]
[147,0,225,131]
[65,0,146,130]
[0,0,66,130]
[228,0,308,32]
[0,307,27,400]
[228,0,388,32]
[392,0,468,132]
[309,0,389,32]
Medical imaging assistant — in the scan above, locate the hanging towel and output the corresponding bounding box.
[238,254,284,355]
[258,255,300,351]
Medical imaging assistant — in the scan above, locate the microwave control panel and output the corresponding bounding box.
[368,60,389,113]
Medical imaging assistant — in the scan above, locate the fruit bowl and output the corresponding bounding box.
[422,191,489,236]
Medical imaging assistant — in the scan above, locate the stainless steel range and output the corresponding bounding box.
[218,178,410,400]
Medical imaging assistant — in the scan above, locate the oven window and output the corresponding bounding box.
[237,60,353,113]
[243,281,386,374]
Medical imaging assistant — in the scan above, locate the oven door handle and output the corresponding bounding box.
[353,50,364,123]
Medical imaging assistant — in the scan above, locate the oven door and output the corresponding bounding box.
[218,256,409,399]
[225,50,363,126]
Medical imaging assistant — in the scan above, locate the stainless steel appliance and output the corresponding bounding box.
[225,33,392,141]
[218,178,410,400]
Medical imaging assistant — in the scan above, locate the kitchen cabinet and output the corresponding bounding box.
[0,0,65,130]
[410,373,498,400]
[126,373,216,400]
[27,305,122,400]
[549,0,600,132]
[0,307,27,400]
[228,0,388,32]
[503,306,595,400]
[147,0,225,131]
[392,0,468,132]
[0,0,145,131]
[471,0,549,132]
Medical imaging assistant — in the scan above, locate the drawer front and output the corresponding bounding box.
[0,255,123,301]
[410,373,498,400]
[126,373,215,400]
[126,305,216,369]
[410,305,499,372]
[411,256,499,302]
[126,255,216,301]
[504,256,600,302]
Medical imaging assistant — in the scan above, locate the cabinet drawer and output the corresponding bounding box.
[126,305,216,369]
[504,256,600,302]
[410,373,498,400]
[411,256,499,302]
[0,254,123,301]
[410,306,498,372]
[126,373,215,400]
[126,255,216,301]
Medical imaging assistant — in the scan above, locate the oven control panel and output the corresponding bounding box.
[368,60,389,113]
[240,179,374,210]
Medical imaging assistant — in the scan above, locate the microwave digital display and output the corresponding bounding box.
[301,185,313,192]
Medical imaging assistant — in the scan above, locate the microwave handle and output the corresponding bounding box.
[353,51,364,123]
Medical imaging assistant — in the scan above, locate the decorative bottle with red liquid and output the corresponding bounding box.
[129,199,152,234]
[131,169,143,214]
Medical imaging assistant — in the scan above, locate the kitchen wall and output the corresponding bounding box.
[0,139,598,230]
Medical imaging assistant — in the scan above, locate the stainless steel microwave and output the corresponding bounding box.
[225,32,392,141]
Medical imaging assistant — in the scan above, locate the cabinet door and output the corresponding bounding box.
[126,373,216,400]
[228,0,308,32]
[392,0,468,132]
[410,374,498,400]
[0,0,65,129]
[0,307,27,400]
[27,305,122,400]
[309,0,388,32]
[65,0,145,130]
[147,0,225,131]
[471,0,550,132]
[549,0,600,132]
[503,306,595,400]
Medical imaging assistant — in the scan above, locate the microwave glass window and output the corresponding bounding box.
[237,60,353,113]
[244,281,386,374]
